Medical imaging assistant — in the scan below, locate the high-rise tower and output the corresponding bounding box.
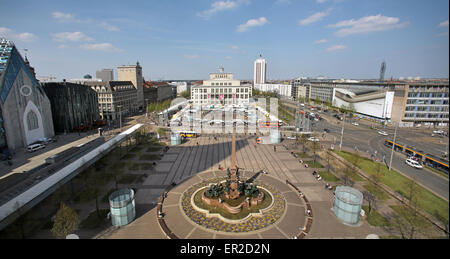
[117,62,144,109]
[254,54,267,85]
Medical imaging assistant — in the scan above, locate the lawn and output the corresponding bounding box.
[122,153,136,160]
[363,184,390,201]
[362,206,391,227]
[305,160,324,168]
[147,146,162,152]
[130,145,144,153]
[319,170,340,182]
[80,209,110,229]
[295,152,311,159]
[334,150,449,224]
[390,205,434,230]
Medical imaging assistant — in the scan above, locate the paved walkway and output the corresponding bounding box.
[99,136,388,239]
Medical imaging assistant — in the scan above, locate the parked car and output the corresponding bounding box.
[433,130,444,134]
[286,136,297,140]
[308,137,320,142]
[27,143,46,152]
[323,128,330,133]
[352,122,359,126]
[378,131,388,136]
[405,158,423,169]
[38,137,54,144]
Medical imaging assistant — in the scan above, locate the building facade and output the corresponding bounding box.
[143,81,174,104]
[84,81,138,122]
[96,69,114,82]
[191,70,252,105]
[41,82,100,133]
[117,62,144,109]
[308,80,449,126]
[253,83,292,98]
[0,38,54,152]
[254,54,267,85]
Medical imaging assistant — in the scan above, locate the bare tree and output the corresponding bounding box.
[325,150,334,173]
[310,137,321,164]
[362,191,377,214]
[387,177,431,239]
[341,174,354,187]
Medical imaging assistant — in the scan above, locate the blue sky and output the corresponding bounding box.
[0,0,448,80]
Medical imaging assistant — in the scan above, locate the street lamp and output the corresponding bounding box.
[339,113,345,151]
[389,122,398,171]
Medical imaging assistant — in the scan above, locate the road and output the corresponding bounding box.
[308,110,449,201]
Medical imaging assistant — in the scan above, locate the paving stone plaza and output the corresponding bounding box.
[103,135,387,239]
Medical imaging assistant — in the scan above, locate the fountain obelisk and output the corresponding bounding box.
[228,134,240,199]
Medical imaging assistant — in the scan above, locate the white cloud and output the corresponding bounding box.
[52,32,93,42]
[184,54,199,59]
[437,31,449,37]
[52,11,74,20]
[299,8,332,26]
[51,11,91,23]
[439,20,449,27]
[314,39,327,44]
[328,14,408,37]
[58,44,69,49]
[99,22,120,32]
[231,45,239,50]
[225,56,233,59]
[80,43,123,52]
[237,17,268,32]
[326,44,347,52]
[198,0,250,19]
[0,27,37,42]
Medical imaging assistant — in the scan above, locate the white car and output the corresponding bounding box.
[27,143,45,152]
[308,137,320,142]
[405,159,423,169]
[378,131,388,136]
[286,136,297,140]
[433,130,444,134]
[352,122,359,126]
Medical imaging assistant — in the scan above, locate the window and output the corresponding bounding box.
[27,111,39,130]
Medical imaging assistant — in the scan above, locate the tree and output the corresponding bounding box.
[310,138,321,164]
[325,150,334,173]
[51,202,79,239]
[298,134,308,154]
[386,177,431,239]
[362,191,377,214]
[341,174,354,187]
[371,162,384,186]
[180,90,190,99]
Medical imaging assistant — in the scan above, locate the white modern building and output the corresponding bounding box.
[333,88,395,120]
[169,81,189,94]
[254,54,267,85]
[191,68,252,105]
[254,83,292,98]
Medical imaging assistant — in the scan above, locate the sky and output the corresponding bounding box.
[0,0,448,81]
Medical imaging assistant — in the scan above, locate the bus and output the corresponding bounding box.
[384,139,449,174]
[178,131,198,138]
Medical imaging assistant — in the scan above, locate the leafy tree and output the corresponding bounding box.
[51,202,79,239]
[180,90,190,99]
